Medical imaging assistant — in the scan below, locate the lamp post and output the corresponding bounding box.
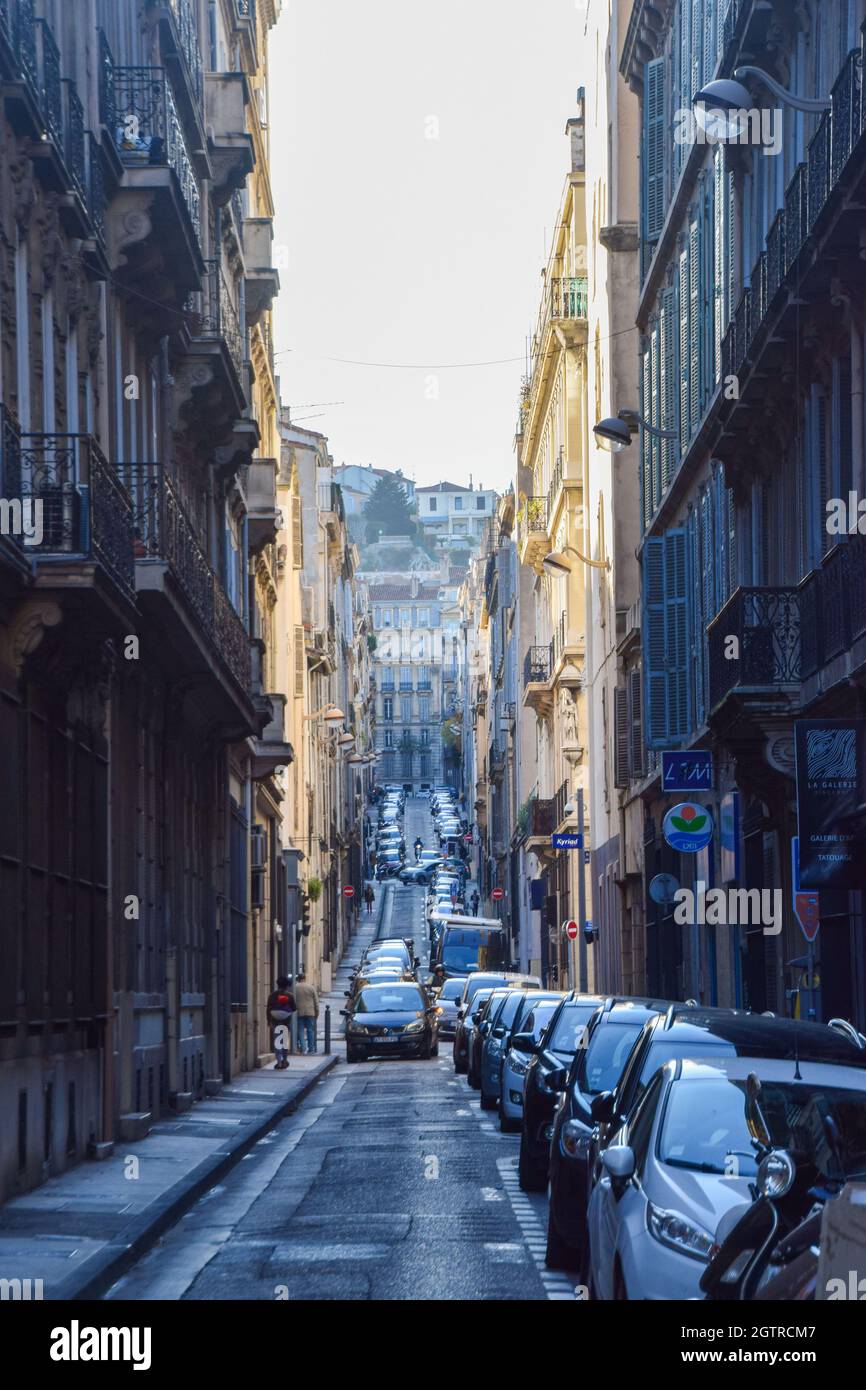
[592,409,678,453]
[694,71,831,118]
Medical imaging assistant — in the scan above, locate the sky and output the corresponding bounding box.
[268,0,588,490]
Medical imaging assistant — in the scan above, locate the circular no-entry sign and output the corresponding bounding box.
[564,920,579,940]
[342,885,355,898]
[491,887,504,901]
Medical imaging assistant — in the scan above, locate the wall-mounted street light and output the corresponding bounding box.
[541,544,610,576]
[303,703,345,722]
[695,70,830,118]
[593,408,677,453]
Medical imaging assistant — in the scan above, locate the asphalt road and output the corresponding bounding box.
[106,798,578,1301]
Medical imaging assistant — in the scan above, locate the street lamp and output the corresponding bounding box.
[303,703,345,722]
[593,408,678,453]
[542,544,610,575]
[695,70,830,118]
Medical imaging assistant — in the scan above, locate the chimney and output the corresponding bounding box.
[565,87,585,173]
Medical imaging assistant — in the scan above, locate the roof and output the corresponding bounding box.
[448,565,468,582]
[416,481,473,493]
[653,1011,866,1067]
[675,1056,866,1087]
[369,584,441,601]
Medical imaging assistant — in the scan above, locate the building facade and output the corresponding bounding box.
[623,0,866,1022]
[368,575,446,787]
[416,480,497,552]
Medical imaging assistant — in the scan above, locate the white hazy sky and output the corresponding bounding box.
[268,0,589,489]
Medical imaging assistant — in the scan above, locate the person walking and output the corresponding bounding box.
[267,976,296,1070]
[470,889,479,916]
[294,971,319,1054]
[364,883,375,914]
[414,836,423,861]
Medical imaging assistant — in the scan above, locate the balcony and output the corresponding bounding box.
[525,796,556,854]
[0,416,135,613]
[488,741,506,781]
[177,258,249,444]
[517,495,549,569]
[118,462,256,728]
[526,275,588,419]
[249,692,294,780]
[708,588,801,716]
[101,49,204,303]
[800,536,866,680]
[523,645,553,715]
[149,0,207,157]
[204,69,254,204]
[244,458,279,554]
[550,611,585,687]
[233,0,259,74]
[243,217,280,322]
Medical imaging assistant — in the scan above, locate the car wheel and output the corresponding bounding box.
[420,1039,431,1060]
[432,1043,439,1057]
[544,1203,581,1271]
[346,1049,361,1064]
[453,1047,467,1075]
[479,1089,497,1111]
[518,1130,547,1191]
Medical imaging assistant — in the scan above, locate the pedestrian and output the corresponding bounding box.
[364,883,375,914]
[294,971,319,1054]
[414,836,423,861]
[471,889,479,916]
[267,975,296,1070]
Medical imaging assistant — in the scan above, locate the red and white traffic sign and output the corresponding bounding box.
[464,833,473,843]
[491,887,504,901]
[564,920,579,941]
[342,885,355,898]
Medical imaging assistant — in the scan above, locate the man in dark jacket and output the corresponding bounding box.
[267,975,296,1069]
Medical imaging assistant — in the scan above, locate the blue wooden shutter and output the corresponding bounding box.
[713,148,725,379]
[642,538,669,746]
[643,59,666,246]
[687,507,702,728]
[691,0,702,102]
[665,528,690,739]
[660,286,677,491]
[689,216,701,428]
[679,245,690,447]
[641,341,651,531]
[650,318,661,516]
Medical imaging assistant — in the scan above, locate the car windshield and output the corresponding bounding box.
[439,980,463,1001]
[549,1004,596,1055]
[579,1021,646,1095]
[355,987,426,1013]
[659,1078,866,1180]
[442,928,507,973]
[523,1002,559,1042]
[463,975,505,1005]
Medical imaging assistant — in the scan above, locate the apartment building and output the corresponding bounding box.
[416,480,497,551]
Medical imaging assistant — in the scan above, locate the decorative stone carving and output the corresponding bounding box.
[8,156,36,234]
[106,191,156,270]
[37,195,65,288]
[0,599,63,674]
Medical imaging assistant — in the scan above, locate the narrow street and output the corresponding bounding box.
[105,798,577,1302]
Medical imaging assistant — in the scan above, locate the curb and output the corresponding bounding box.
[376,880,396,941]
[50,1055,338,1302]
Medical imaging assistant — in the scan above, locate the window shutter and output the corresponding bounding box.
[703,0,716,85]
[628,669,644,780]
[293,624,305,697]
[650,318,661,517]
[832,355,853,505]
[292,495,303,568]
[665,528,690,739]
[660,288,677,492]
[643,58,667,246]
[689,216,701,428]
[691,0,702,101]
[641,342,652,531]
[679,245,690,448]
[687,507,703,727]
[713,149,725,379]
[642,538,669,747]
[614,686,629,788]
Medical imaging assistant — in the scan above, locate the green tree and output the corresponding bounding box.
[363,473,416,545]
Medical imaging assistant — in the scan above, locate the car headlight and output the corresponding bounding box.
[347,1022,369,1035]
[509,1054,529,1077]
[404,1019,425,1034]
[560,1120,590,1159]
[646,1203,714,1262]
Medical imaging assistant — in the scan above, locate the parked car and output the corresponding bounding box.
[432,978,464,1040]
[452,973,513,1073]
[516,993,604,1191]
[546,998,670,1269]
[375,851,403,880]
[467,989,513,1088]
[588,1055,866,1300]
[398,865,433,885]
[342,981,439,1062]
[499,997,563,1132]
[479,989,561,1112]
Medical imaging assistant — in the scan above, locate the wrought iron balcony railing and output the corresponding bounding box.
[169,0,204,111]
[800,535,866,679]
[236,0,256,22]
[0,414,135,599]
[103,58,201,243]
[524,645,550,687]
[518,495,548,548]
[118,462,251,692]
[63,80,86,204]
[527,796,556,839]
[36,18,61,149]
[185,258,245,384]
[528,275,588,404]
[88,133,106,245]
[708,588,801,710]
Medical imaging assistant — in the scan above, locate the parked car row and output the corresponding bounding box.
[374,787,407,879]
[444,974,866,1299]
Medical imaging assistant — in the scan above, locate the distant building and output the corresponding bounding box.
[416,481,497,549]
[332,464,416,517]
[368,576,449,787]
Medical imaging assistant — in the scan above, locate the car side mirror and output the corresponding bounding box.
[590,1091,616,1124]
[511,1032,536,1055]
[602,1145,635,1195]
[547,1067,568,1093]
[340,1009,349,1017]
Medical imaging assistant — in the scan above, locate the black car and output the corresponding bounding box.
[467,988,513,1089]
[453,985,504,1074]
[342,981,439,1062]
[518,993,604,1191]
[546,997,669,1270]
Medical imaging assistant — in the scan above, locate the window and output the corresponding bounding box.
[401,696,412,723]
[417,608,430,627]
[420,728,430,746]
[400,608,411,625]
[429,497,437,512]
[383,698,393,721]
[453,521,466,535]
[454,496,463,511]
[382,608,392,626]
[626,1071,665,1176]
[384,729,393,748]
[373,608,381,626]
[418,696,430,722]
[476,495,485,509]
[400,666,412,690]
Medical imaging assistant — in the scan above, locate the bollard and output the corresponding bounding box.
[324,1004,331,1055]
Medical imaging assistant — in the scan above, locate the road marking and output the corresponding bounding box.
[496,1155,580,1299]
[480,1187,504,1202]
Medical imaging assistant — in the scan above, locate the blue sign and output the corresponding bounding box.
[662,802,714,854]
[552,832,583,850]
[720,790,740,883]
[662,750,714,793]
[649,873,679,905]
